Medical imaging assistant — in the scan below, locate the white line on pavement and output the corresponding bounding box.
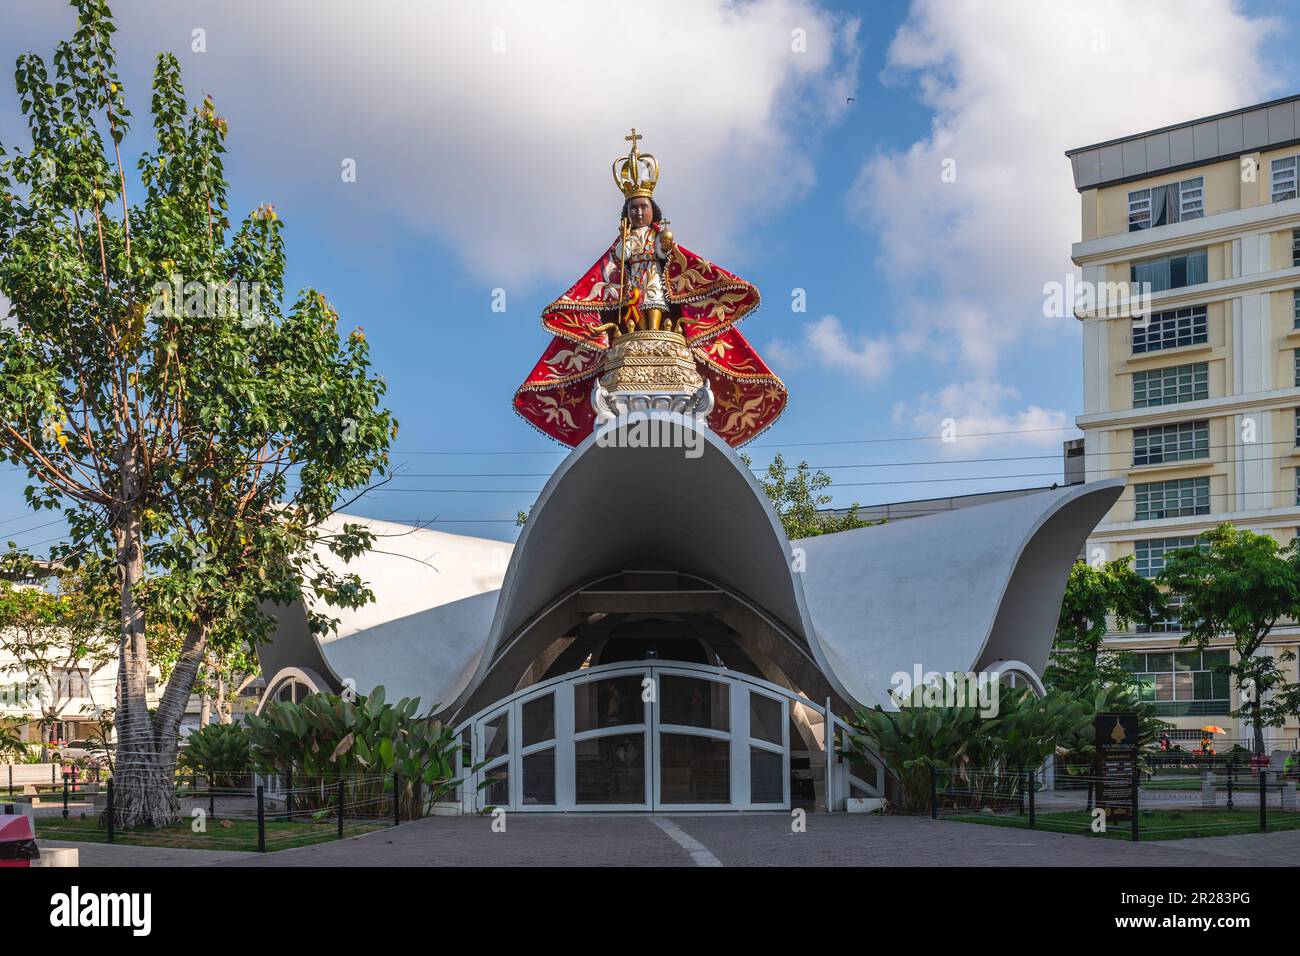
[650,816,723,867]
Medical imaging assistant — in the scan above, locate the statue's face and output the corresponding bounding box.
[625,197,654,228]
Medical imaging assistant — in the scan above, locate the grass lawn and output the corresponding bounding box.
[36,815,384,852]
[948,808,1300,841]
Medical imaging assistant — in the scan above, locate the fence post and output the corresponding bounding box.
[337,774,345,840]
[62,772,69,819]
[7,764,11,796]
[1227,758,1234,810]
[1260,769,1267,833]
[393,771,401,827]
[1028,769,1036,828]
[208,773,215,818]
[1130,764,1139,842]
[929,766,938,820]
[106,779,114,844]
[285,765,293,822]
[256,785,266,852]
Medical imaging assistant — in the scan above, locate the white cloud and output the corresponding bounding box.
[15,1,858,288]
[890,380,1076,451]
[767,314,893,381]
[852,0,1281,377]
[802,315,892,381]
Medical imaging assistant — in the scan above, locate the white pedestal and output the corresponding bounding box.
[33,847,79,867]
[1201,772,1216,809]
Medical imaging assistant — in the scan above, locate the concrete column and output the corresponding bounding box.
[1201,772,1216,809]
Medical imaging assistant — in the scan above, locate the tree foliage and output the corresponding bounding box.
[742,451,873,539]
[1158,524,1300,754]
[1045,557,1163,694]
[0,0,394,824]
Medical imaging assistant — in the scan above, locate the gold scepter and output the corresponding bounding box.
[618,215,631,333]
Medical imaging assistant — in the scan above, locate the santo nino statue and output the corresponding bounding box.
[514,129,787,447]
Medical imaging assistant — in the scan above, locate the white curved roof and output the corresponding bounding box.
[795,479,1123,706]
[287,515,512,711]
[261,417,1122,716]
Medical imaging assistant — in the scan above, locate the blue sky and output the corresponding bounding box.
[2,0,1298,549]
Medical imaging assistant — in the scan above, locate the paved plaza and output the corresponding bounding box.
[38,813,1299,867]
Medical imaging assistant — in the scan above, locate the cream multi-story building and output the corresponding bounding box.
[1068,93,1300,748]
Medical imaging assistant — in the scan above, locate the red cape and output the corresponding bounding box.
[514,229,787,446]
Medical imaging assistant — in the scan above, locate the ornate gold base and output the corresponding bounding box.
[598,330,703,393]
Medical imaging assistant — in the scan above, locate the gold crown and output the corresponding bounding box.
[611,128,660,200]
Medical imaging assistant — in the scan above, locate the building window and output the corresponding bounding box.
[1294,290,1300,330]
[1131,305,1207,354]
[1128,177,1204,231]
[1132,420,1209,466]
[1273,156,1298,203]
[1131,249,1208,293]
[1295,349,1300,387]
[1135,476,1210,520]
[1132,362,1208,407]
[52,668,91,698]
[1133,535,1203,633]
[1121,650,1230,716]
[1293,230,1299,268]
[1295,408,1300,447]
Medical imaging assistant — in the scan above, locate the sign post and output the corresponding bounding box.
[1095,712,1139,829]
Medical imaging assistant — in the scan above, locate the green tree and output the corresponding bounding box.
[0,1,393,824]
[1159,524,1300,755]
[1045,557,1163,694]
[742,452,872,539]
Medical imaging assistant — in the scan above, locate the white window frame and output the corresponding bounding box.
[1128,177,1205,231]
[1273,156,1298,203]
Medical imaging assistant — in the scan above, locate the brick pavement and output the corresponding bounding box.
[205,813,1294,867]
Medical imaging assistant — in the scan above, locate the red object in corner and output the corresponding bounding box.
[0,814,38,868]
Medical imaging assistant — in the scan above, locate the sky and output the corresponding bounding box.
[1,0,1298,550]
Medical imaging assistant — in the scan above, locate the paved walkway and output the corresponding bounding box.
[37,813,1300,867]
[36,839,254,867]
[205,813,1294,867]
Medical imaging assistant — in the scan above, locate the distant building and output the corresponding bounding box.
[1068,93,1300,747]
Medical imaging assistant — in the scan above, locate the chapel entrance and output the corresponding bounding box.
[462,661,793,812]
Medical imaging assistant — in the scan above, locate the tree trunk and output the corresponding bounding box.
[1252,696,1265,756]
[111,497,177,827]
[198,690,211,730]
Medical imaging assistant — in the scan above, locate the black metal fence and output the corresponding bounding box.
[927,765,1300,841]
[30,771,418,853]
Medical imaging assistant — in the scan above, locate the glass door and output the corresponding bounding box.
[571,670,652,810]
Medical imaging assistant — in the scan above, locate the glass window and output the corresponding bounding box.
[1131,249,1207,294]
[1272,155,1298,203]
[660,676,729,731]
[1174,650,1201,672]
[575,733,645,804]
[1132,362,1208,407]
[1293,290,1299,330]
[1293,231,1300,268]
[574,675,644,733]
[1134,477,1210,520]
[483,712,509,763]
[483,765,509,806]
[521,694,554,748]
[659,733,730,804]
[749,693,784,746]
[1132,420,1208,466]
[1131,305,1207,353]
[1201,649,1229,670]
[1145,653,1172,672]
[1134,536,1201,578]
[521,749,555,806]
[750,748,784,805]
[1128,178,1203,231]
